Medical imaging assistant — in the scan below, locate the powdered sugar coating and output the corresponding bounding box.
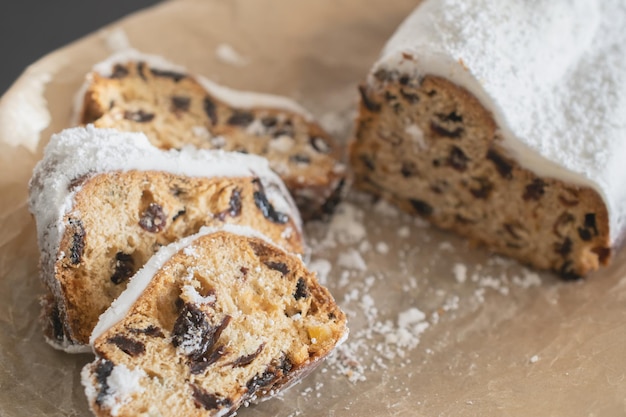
[373,0,626,242]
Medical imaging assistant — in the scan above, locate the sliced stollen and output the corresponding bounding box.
[29,125,303,352]
[74,49,346,220]
[350,0,626,278]
[81,224,347,417]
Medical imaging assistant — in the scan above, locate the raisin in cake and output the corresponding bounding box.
[82,224,347,417]
[350,0,626,278]
[29,125,303,352]
[74,49,346,220]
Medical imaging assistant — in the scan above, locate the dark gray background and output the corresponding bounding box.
[0,0,163,95]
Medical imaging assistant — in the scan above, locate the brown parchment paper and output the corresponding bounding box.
[2,0,626,416]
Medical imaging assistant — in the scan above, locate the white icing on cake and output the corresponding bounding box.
[82,48,312,119]
[90,224,286,345]
[372,0,626,242]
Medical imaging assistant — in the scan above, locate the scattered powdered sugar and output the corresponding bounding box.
[181,284,216,305]
[82,363,145,417]
[301,189,551,390]
[215,43,249,67]
[529,354,540,364]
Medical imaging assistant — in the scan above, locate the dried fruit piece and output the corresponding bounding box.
[409,199,433,217]
[252,179,289,224]
[190,345,227,374]
[358,85,381,112]
[110,252,135,285]
[310,136,331,153]
[486,149,513,179]
[430,112,464,138]
[293,278,309,300]
[124,110,155,123]
[227,111,254,127]
[447,146,470,171]
[68,218,85,265]
[523,179,547,201]
[229,344,264,368]
[264,261,290,276]
[150,68,186,82]
[203,96,218,125]
[469,177,493,199]
[171,96,191,112]
[94,359,114,405]
[190,384,233,411]
[129,325,164,338]
[107,335,145,357]
[171,303,230,361]
[110,64,129,79]
[139,203,167,233]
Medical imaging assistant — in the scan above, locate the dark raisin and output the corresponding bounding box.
[203,97,218,125]
[172,304,231,361]
[110,64,129,79]
[554,238,573,257]
[150,68,186,82]
[399,74,410,85]
[359,154,375,171]
[240,266,249,277]
[94,359,114,405]
[68,219,85,265]
[110,252,135,285]
[249,241,273,258]
[130,325,164,338]
[191,384,232,411]
[246,370,276,395]
[227,111,254,127]
[503,222,527,241]
[252,179,288,224]
[229,344,264,368]
[261,116,278,128]
[469,177,493,199]
[358,85,381,112]
[190,345,227,374]
[293,278,309,300]
[373,69,397,83]
[171,96,191,112]
[578,227,592,241]
[384,91,397,101]
[486,149,513,179]
[108,335,145,357]
[430,122,463,138]
[136,62,147,81]
[68,173,91,191]
[172,209,186,221]
[409,199,433,217]
[139,203,167,233]
[559,261,582,281]
[447,146,470,171]
[320,178,346,216]
[228,188,242,217]
[124,110,155,123]
[400,88,420,104]
[264,261,290,276]
[49,302,65,341]
[523,179,546,201]
[584,213,598,236]
[553,212,575,237]
[290,154,311,164]
[309,136,331,154]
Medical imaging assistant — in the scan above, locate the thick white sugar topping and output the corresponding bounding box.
[90,224,285,344]
[373,0,626,242]
[90,48,312,118]
[28,126,301,292]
